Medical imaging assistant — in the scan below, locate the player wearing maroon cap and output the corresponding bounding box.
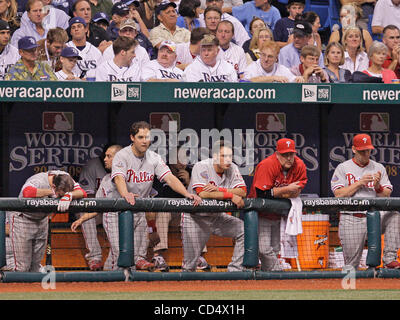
[249,138,307,271]
[331,133,400,269]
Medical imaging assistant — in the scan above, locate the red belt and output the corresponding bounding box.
[341,213,366,218]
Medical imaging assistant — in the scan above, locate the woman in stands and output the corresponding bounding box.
[242,17,266,54]
[0,0,19,35]
[245,26,274,65]
[177,0,201,32]
[342,26,369,74]
[361,41,397,83]
[301,11,322,51]
[323,41,352,82]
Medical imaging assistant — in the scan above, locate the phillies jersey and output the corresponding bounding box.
[141,59,183,81]
[216,42,247,78]
[19,170,81,220]
[111,146,171,198]
[95,59,141,81]
[95,173,118,198]
[66,41,103,79]
[0,44,20,80]
[331,158,392,197]
[102,43,150,68]
[78,157,107,195]
[182,56,238,82]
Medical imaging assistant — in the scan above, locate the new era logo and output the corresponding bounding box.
[302,85,331,102]
[111,84,141,101]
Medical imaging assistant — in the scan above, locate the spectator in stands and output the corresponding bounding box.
[66,16,103,80]
[382,25,400,78]
[107,2,131,40]
[122,0,150,38]
[301,11,321,52]
[10,0,48,47]
[177,0,201,32]
[175,27,209,70]
[245,26,273,64]
[371,0,400,35]
[329,3,372,53]
[0,20,20,80]
[216,20,247,79]
[232,0,281,36]
[149,1,190,49]
[55,46,83,80]
[88,0,113,18]
[182,33,238,82]
[51,0,75,15]
[199,0,250,47]
[102,19,152,65]
[331,133,400,270]
[342,26,369,74]
[33,0,71,30]
[244,40,296,82]
[323,41,352,83]
[361,41,397,83]
[36,27,68,72]
[71,0,111,50]
[5,36,57,80]
[203,5,221,35]
[141,40,183,81]
[0,0,20,35]
[242,17,266,54]
[339,0,375,31]
[135,0,161,31]
[92,12,110,31]
[278,20,323,69]
[290,44,329,83]
[273,0,305,48]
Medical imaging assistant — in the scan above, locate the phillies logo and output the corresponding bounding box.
[362,138,367,144]
[126,170,154,183]
[286,141,291,147]
[346,173,373,188]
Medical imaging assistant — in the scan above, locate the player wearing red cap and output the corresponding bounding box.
[249,138,307,271]
[331,133,400,269]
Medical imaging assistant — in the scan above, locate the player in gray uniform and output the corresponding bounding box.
[77,147,108,271]
[72,145,123,271]
[0,213,15,271]
[182,140,246,272]
[111,121,202,270]
[331,133,400,269]
[9,171,86,272]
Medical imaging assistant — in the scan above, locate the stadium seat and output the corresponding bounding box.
[304,0,340,31]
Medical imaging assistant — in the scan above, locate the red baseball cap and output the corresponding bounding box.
[353,134,374,151]
[276,138,297,154]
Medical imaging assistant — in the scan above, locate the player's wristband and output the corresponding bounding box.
[218,187,227,192]
[223,192,233,199]
[375,185,384,194]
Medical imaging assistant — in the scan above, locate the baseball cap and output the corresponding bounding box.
[92,12,109,24]
[276,138,297,154]
[60,46,82,59]
[352,134,375,151]
[159,40,176,52]
[121,0,140,7]
[293,20,312,36]
[0,20,10,31]
[112,2,130,16]
[18,36,38,50]
[200,33,218,46]
[119,18,137,31]
[69,16,87,28]
[155,1,177,16]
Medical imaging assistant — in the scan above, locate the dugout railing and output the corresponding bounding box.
[0,197,399,283]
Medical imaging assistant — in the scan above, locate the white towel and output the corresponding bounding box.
[280,197,303,259]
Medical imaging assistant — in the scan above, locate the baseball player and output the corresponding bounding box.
[72,144,123,271]
[0,213,15,271]
[9,171,87,272]
[248,138,308,271]
[101,19,151,67]
[182,34,238,82]
[66,16,103,80]
[215,20,248,79]
[182,140,247,272]
[111,121,202,270]
[95,36,141,81]
[0,21,20,80]
[331,133,400,269]
[141,40,183,82]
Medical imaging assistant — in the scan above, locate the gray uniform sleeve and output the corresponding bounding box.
[331,163,346,193]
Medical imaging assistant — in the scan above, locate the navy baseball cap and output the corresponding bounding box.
[0,20,10,31]
[121,0,139,7]
[111,2,130,16]
[18,36,38,50]
[69,16,87,28]
[92,12,110,24]
[155,1,176,16]
[60,46,82,59]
